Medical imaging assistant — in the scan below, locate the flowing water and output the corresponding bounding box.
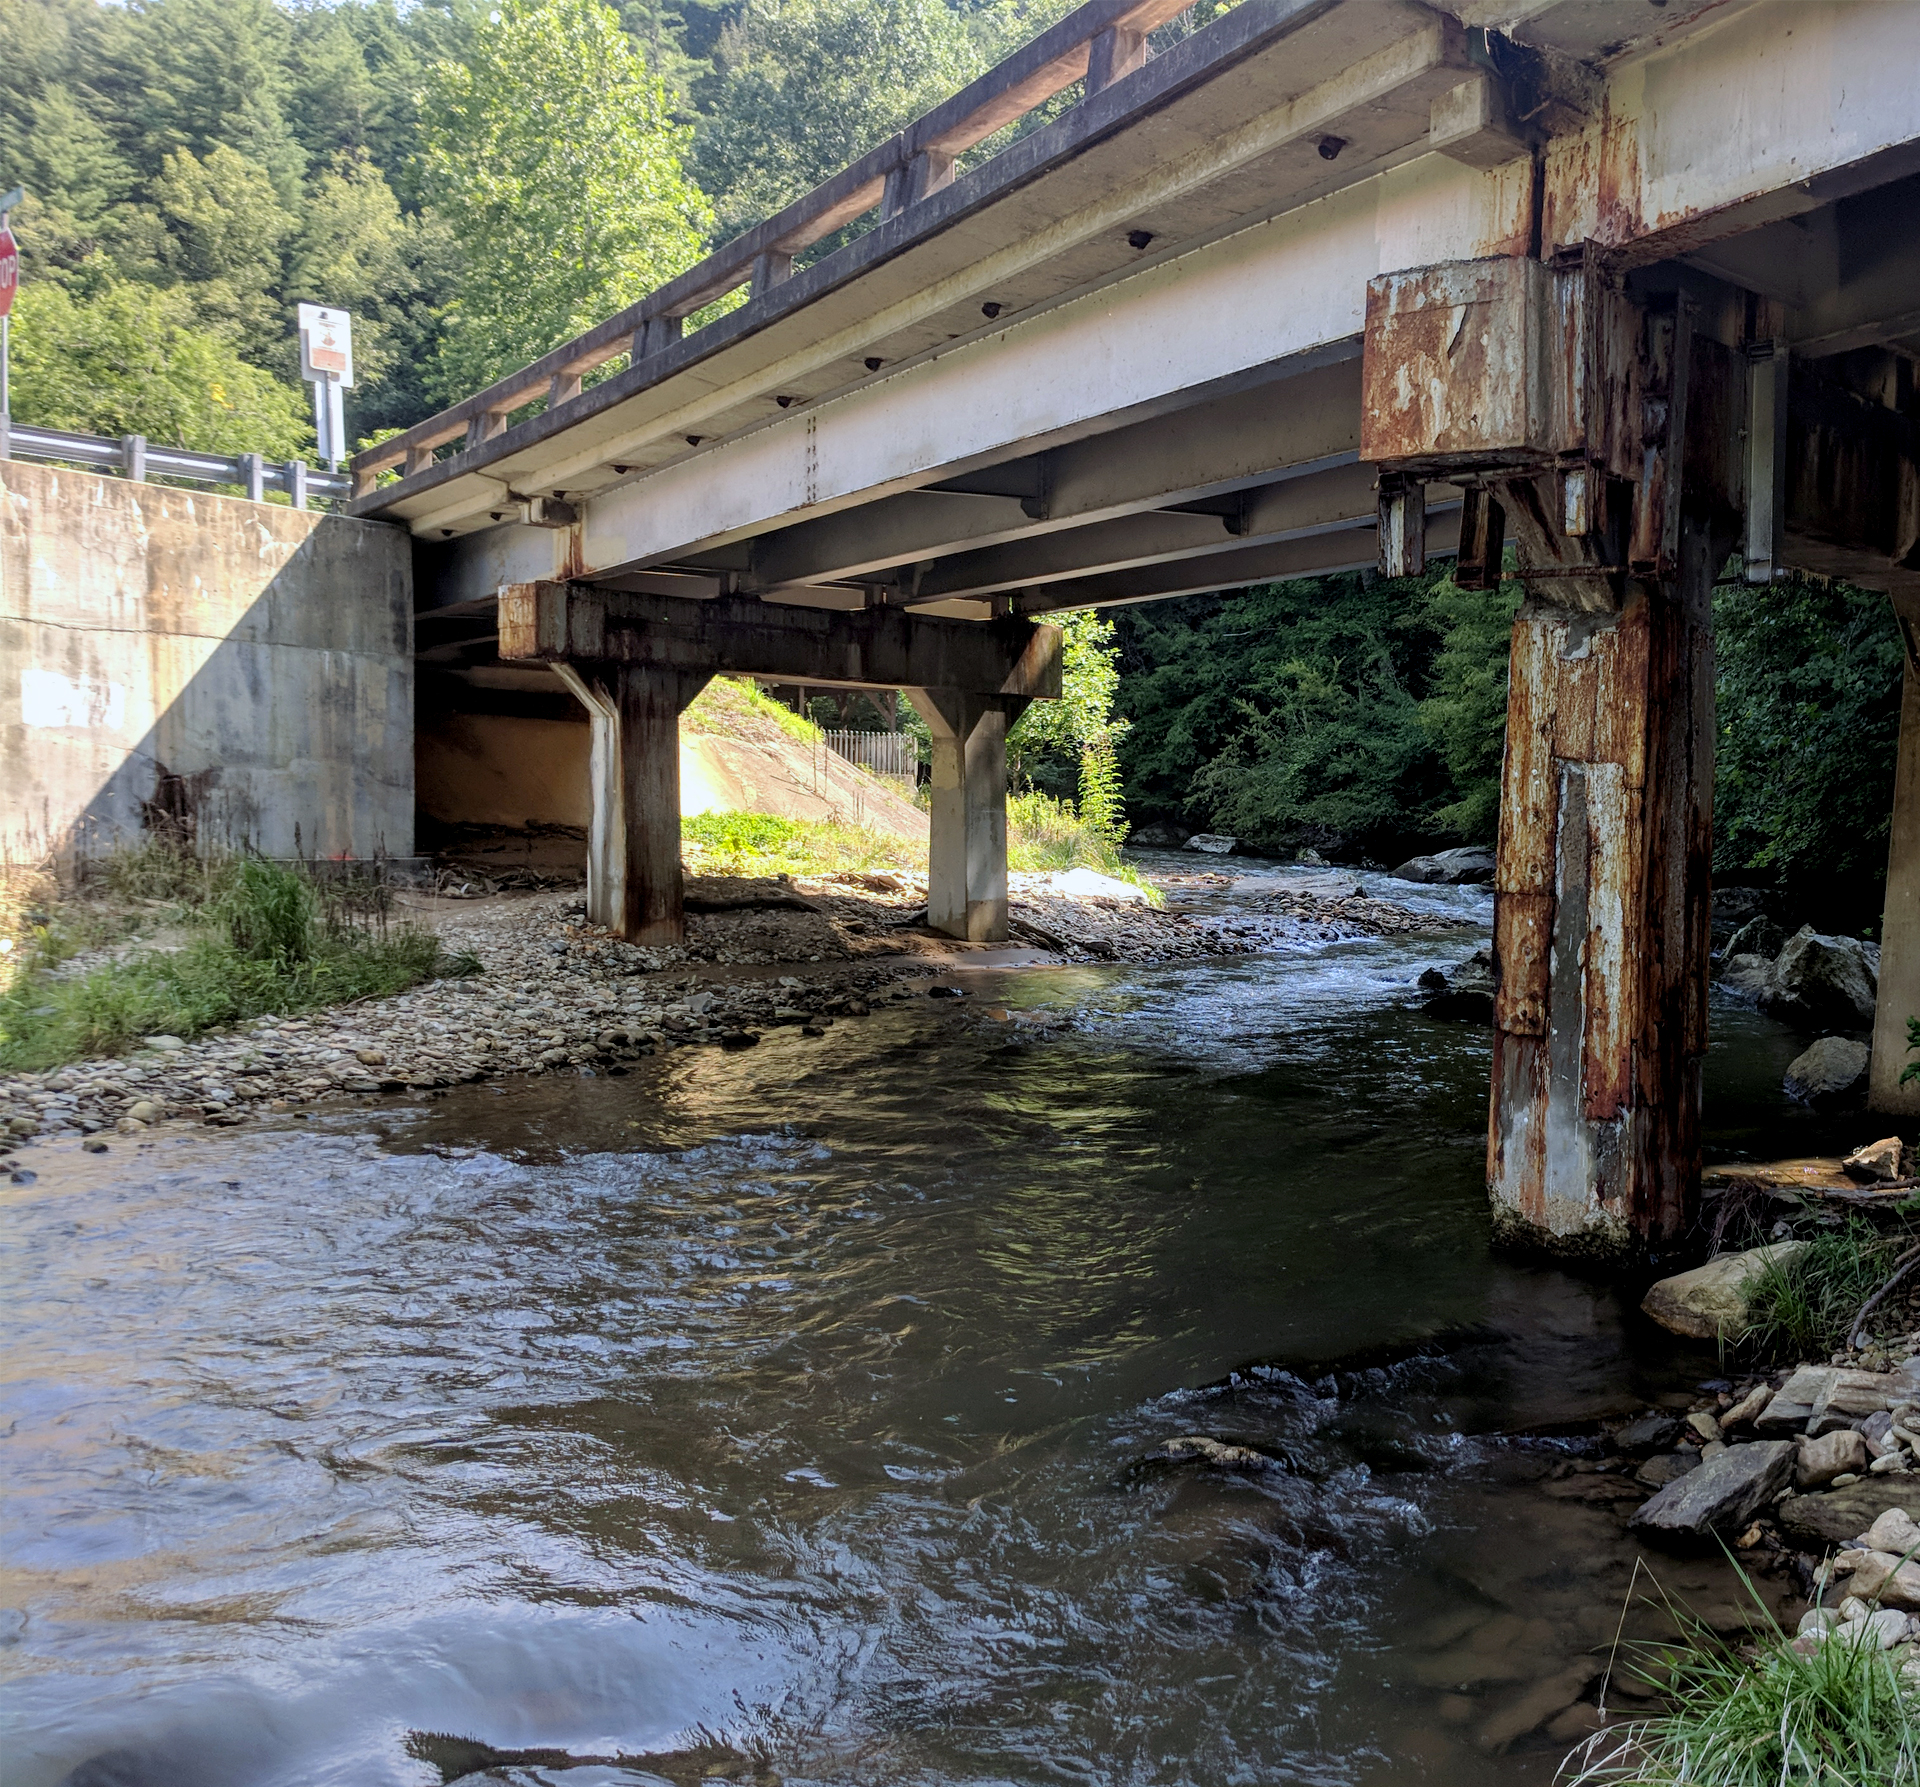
[0,877,1857,1786]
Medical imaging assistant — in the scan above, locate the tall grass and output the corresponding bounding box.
[0,852,448,1071]
[681,811,915,876]
[1564,1614,1916,1787]
[1741,1222,1911,1358]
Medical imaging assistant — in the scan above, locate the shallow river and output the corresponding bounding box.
[0,881,1862,1786]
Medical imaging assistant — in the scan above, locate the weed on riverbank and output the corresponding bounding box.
[0,852,450,1071]
[682,799,1158,895]
[1564,1615,1917,1786]
[1742,1219,1919,1359]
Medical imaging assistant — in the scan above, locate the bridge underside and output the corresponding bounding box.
[369,0,1920,1258]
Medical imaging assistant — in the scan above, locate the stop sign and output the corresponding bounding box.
[0,226,16,319]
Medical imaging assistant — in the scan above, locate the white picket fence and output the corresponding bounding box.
[822,729,919,784]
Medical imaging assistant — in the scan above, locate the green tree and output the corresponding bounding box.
[1714,575,1903,927]
[696,0,990,240]
[1114,572,1458,859]
[8,277,310,458]
[418,0,711,398]
[144,143,294,344]
[107,0,307,207]
[1417,572,1521,841]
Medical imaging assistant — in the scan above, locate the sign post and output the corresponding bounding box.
[296,303,354,471]
[1,185,23,459]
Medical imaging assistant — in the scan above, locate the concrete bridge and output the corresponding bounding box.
[347,0,1920,1256]
[7,0,1915,1259]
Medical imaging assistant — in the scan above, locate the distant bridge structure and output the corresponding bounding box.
[350,0,1920,1257]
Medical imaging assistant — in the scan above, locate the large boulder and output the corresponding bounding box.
[1630,1440,1796,1542]
[1761,926,1878,1030]
[1128,819,1191,849]
[1184,833,1243,856]
[1388,846,1495,885]
[1784,1036,1871,1107]
[1640,1242,1804,1341]
[1777,1478,1920,1546]
[1725,915,1788,961]
[1421,948,1496,1022]
[1717,952,1776,998]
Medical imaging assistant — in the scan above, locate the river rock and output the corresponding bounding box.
[1149,1434,1283,1471]
[1635,1452,1698,1489]
[1761,926,1879,1030]
[1184,833,1242,856]
[1725,915,1788,961]
[1615,1412,1684,1454]
[1843,1136,1906,1182]
[1832,1547,1920,1611]
[1862,1507,1920,1553]
[1783,1036,1871,1107]
[1640,1242,1804,1341]
[1423,948,1496,1022]
[1629,1440,1795,1542]
[1388,846,1495,885]
[1127,819,1191,848]
[1776,1478,1920,1546]
[1758,1365,1838,1434]
[1809,1369,1901,1437]
[1717,953,1775,999]
[1799,1429,1870,1489]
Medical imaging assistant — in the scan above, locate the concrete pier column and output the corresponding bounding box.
[908,688,1027,941]
[1486,537,1718,1257]
[555,662,709,945]
[1871,610,1920,1113]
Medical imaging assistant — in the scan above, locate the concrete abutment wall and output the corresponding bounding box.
[2,461,414,866]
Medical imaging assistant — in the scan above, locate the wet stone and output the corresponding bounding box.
[1629,1441,1796,1543]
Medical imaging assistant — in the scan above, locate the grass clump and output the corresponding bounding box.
[1741,1220,1913,1359]
[0,853,448,1071]
[1565,1614,1917,1786]
[1007,791,1158,899]
[681,811,918,877]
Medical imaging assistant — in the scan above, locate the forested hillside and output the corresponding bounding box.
[1115,568,1904,931]
[0,0,1131,452]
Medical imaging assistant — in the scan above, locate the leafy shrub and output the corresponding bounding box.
[0,851,447,1071]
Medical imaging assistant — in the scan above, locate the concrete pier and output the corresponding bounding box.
[497,582,1059,944]
[909,690,1027,942]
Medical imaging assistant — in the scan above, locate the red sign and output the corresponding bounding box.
[0,228,17,320]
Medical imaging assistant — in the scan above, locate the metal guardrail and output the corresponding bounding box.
[0,417,351,508]
[823,729,919,782]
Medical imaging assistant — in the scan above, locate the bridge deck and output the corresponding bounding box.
[358,0,1918,631]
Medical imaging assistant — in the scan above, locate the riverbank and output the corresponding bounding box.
[0,863,1469,1146]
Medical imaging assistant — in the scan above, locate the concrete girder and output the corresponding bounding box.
[498,582,1061,699]
[363,0,1473,537]
[383,0,1917,591]
[909,460,1382,600]
[1009,502,1462,615]
[732,360,1364,592]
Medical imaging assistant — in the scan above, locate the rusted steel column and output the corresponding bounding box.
[555,662,709,946]
[907,688,1027,942]
[1363,259,1742,1257]
[1487,525,1717,1254]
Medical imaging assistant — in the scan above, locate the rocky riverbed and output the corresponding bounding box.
[0,866,1467,1150]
